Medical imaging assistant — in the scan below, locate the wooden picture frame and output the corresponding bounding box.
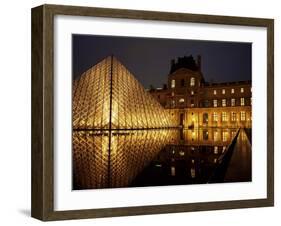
[31,4,274,221]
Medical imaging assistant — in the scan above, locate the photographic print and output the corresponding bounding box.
[31,5,274,220]
[72,35,252,190]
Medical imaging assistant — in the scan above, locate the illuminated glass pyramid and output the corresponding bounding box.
[73,56,175,130]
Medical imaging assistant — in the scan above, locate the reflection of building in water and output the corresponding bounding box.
[183,128,235,146]
[149,55,252,128]
[73,128,249,189]
[73,129,179,189]
[130,128,249,187]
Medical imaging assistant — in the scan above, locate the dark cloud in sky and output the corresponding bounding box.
[72,35,251,89]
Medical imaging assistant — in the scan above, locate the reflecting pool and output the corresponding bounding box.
[73,128,251,190]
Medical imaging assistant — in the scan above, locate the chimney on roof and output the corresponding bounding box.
[197,55,202,71]
[170,59,176,73]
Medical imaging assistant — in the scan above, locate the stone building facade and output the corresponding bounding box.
[149,55,252,128]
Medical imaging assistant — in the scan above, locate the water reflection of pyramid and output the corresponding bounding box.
[73,56,174,130]
[73,130,179,189]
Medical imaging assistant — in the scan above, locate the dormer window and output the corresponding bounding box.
[171,79,175,88]
[190,77,195,87]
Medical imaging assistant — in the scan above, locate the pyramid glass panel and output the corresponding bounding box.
[73,57,111,130]
[73,56,176,130]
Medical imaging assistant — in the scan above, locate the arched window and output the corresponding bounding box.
[179,98,185,103]
[203,113,208,123]
[190,77,195,86]
[231,112,236,121]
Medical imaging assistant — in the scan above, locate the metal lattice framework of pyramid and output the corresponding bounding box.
[72,56,176,130]
[73,129,179,189]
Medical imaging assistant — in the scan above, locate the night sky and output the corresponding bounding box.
[72,35,251,89]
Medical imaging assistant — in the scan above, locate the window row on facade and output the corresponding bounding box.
[171,77,196,88]
[208,111,249,122]
[212,87,250,95]
[170,97,251,108]
[212,97,251,107]
[185,110,252,128]
[170,78,251,95]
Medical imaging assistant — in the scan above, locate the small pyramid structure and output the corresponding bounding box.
[73,56,175,130]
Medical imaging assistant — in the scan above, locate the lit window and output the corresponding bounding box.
[240,97,245,106]
[171,79,175,88]
[231,98,235,106]
[222,89,225,94]
[214,90,217,95]
[222,131,228,142]
[190,168,196,178]
[214,146,218,154]
[213,112,218,122]
[241,87,244,93]
[191,90,194,95]
[231,88,235,94]
[214,131,218,141]
[171,100,175,107]
[213,99,217,107]
[222,112,227,122]
[222,99,226,107]
[179,98,185,103]
[240,111,246,121]
[231,112,236,121]
[190,77,195,86]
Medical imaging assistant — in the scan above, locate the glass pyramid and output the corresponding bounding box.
[72,56,176,130]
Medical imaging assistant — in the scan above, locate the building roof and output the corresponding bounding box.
[170,55,200,73]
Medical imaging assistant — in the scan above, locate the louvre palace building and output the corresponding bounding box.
[149,55,252,129]
[73,55,251,131]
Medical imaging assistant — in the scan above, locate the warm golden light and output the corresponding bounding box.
[73,56,178,130]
